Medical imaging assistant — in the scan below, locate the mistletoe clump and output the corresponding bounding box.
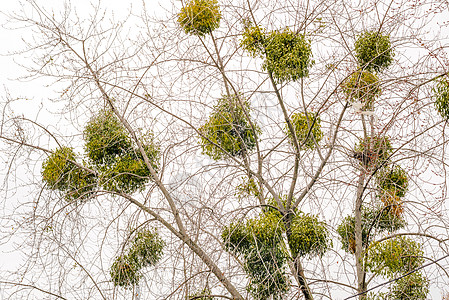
[42,147,96,201]
[188,288,215,300]
[236,176,260,198]
[244,245,290,300]
[241,25,266,56]
[248,211,285,245]
[199,95,260,160]
[127,229,165,267]
[222,205,330,299]
[434,78,449,120]
[377,165,409,198]
[221,221,252,253]
[287,212,331,258]
[376,165,409,218]
[354,31,394,72]
[336,207,405,253]
[342,70,381,108]
[221,211,289,299]
[84,110,160,194]
[42,147,76,190]
[241,26,314,82]
[368,271,429,300]
[178,0,221,36]
[98,140,160,193]
[222,211,284,251]
[354,135,392,167]
[286,112,323,150]
[62,167,96,201]
[337,214,370,253]
[367,236,424,277]
[110,229,164,288]
[264,29,313,82]
[388,272,429,300]
[381,196,405,218]
[110,255,141,288]
[372,205,407,231]
[84,110,131,166]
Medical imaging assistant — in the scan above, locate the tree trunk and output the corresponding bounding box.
[285,213,314,300]
[355,170,367,299]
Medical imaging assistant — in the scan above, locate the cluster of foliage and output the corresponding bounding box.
[128,230,165,266]
[244,245,290,300]
[110,255,141,288]
[42,147,77,189]
[177,0,221,36]
[342,70,381,109]
[354,31,394,72]
[367,236,424,277]
[98,141,160,193]
[387,272,429,300]
[337,214,369,253]
[241,26,314,82]
[342,30,392,114]
[336,207,406,253]
[263,29,313,82]
[337,210,425,300]
[346,134,413,272]
[236,176,260,198]
[84,110,160,193]
[375,164,409,219]
[84,109,132,165]
[42,147,96,201]
[286,112,323,150]
[110,229,165,288]
[340,46,424,297]
[376,165,409,198]
[369,272,429,300]
[42,110,160,198]
[222,211,284,253]
[241,25,266,57]
[374,204,407,230]
[353,135,392,168]
[222,206,330,299]
[434,78,449,120]
[287,212,331,258]
[352,137,422,297]
[381,195,404,217]
[367,237,428,300]
[221,211,288,299]
[187,288,215,299]
[199,95,260,160]
[42,110,162,291]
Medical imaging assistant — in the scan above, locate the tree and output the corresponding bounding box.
[1,0,449,299]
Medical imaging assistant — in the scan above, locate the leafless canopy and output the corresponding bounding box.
[1,0,449,299]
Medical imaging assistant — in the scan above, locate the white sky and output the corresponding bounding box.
[0,0,148,105]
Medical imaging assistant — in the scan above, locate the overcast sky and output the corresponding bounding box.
[0,0,153,109]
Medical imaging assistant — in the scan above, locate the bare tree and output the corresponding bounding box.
[1,0,449,299]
